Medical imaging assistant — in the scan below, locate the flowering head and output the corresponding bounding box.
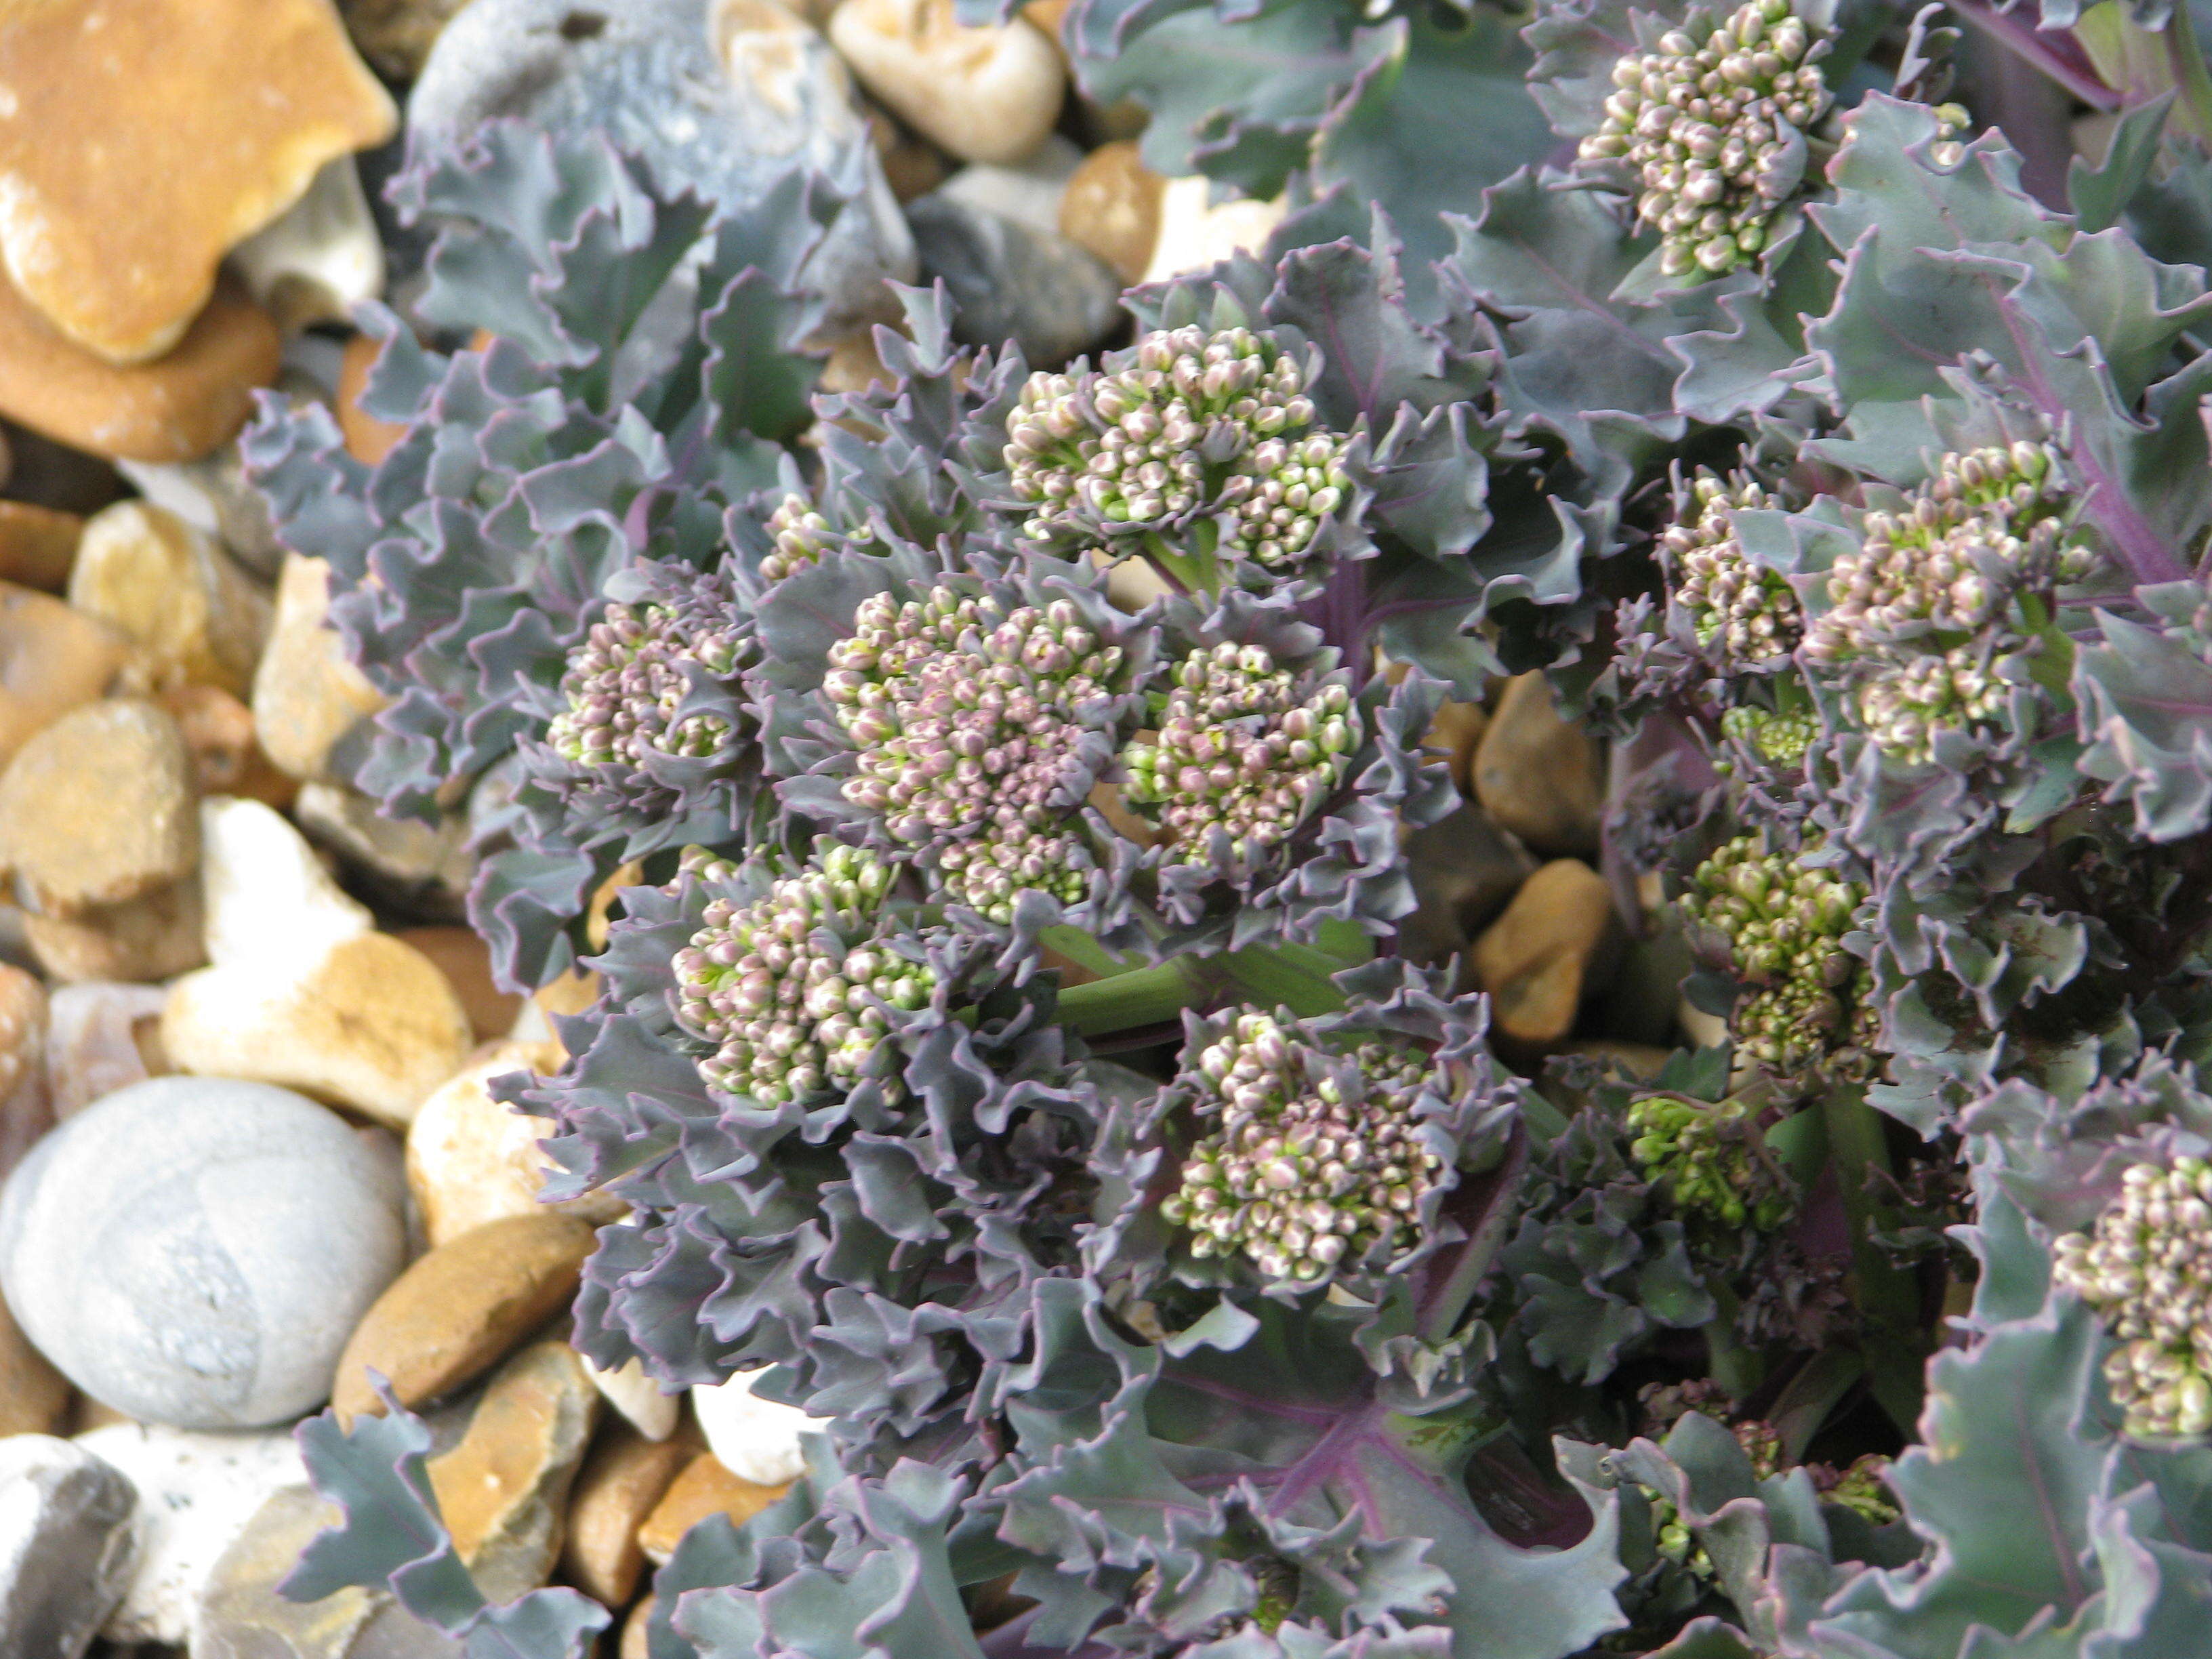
[2053,1155,2212,1439]
[546,565,751,779]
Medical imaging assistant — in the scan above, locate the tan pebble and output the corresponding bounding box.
[560,1422,695,1605]
[638,1453,788,1564]
[69,501,269,697]
[0,1284,72,1437]
[830,0,1064,165]
[160,684,298,811]
[1471,672,1603,857]
[0,0,394,364]
[425,1341,598,1603]
[407,1041,623,1246]
[0,964,48,1182]
[0,583,130,767]
[0,500,81,592]
[1425,699,1487,798]
[0,698,198,916]
[1143,176,1286,284]
[331,1212,597,1427]
[23,880,205,985]
[161,930,474,1128]
[1058,141,1163,287]
[1467,859,1619,1050]
[0,272,281,464]
[396,925,522,1043]
[335,332,409,467]
[251,554,387,782]
[622,1597,655,1659]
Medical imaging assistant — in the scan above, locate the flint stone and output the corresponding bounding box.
[408,0,916,335]
[0,1078,407,1429]
[0,584,131,771]
[905,191,1121,367]
[691,1370,812,1486]
[47,983,170,1120]
[828,0,1064,165]
[0,1435,138,1659]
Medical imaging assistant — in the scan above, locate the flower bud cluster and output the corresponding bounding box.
[1120,642,1356,870]
[1625,1094,1796,1231]
[1578,0,1832,278]
[1819,1454,1899,1524]
[546,569,750,774]
[1160,1010,1446,1282]
[671,845,933,1104]
[1717,703,1818,767]
[1680,834,1870,1078]
[759,493,837,586]
[1663,474,1801,668]
[824,585,1124,921]
[1003,327,1353,573]
[2053,1155,2212,1439]
[1804,443,2091,762]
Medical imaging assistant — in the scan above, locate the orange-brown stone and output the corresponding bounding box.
[638,1454,788,1564]
[0,499,79,592]
[0,0,396,364]
[336,332,407,467]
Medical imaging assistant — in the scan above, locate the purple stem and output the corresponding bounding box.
[1948,0,2120,109]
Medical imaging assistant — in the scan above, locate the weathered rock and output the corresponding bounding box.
[0,699,199,916]
[1471,673,1603,857]
[0,1286,72,1437]
[424,1343,597,1603]
[830,0,1064,165]
[0,964,47,1182]
[638,1454,787,1565]
[0,275,281,465]
[332,1212,597,1425]
[1397,803,1536,969]
[937,134,1083,237]
[1467,859,1620,1050]
[410,0,914,335]
[76,1422,303,1646]
[45,982,169,1120]
[1143,174,1287,284]
[23,881,207,986]
[162,930,474,1129]
[1058,140,1163,287]
[393,928,519,1044]
[0,1435,137,1659]
[294,782,471,917]
[407,1044,623,1247]
[907,191,1121,367]
[68,503,270,697]
[691,1372,813,1486]
[195,1483,462,1659]
[230,158,385,335]
[0,1078,405,1429]
[585,1355,682,1443]
[0,0,394,365]
[251,556,388,783]
[559,1422,692,1606]
[335,335,407,468]
[0,583,130,767]
[163,687,298,812]
[1425,697,1487,798]
[198,797,372,972]
[342,0,478,81]
[0,500,80,592]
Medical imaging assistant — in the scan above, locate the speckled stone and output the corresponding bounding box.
[0,1078,407,1429]
[0,1435,137,1659]
[408,0,914,333]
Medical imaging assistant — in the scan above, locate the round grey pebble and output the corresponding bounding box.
[0,1078,407,1431]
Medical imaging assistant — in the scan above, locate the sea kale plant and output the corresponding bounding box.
[248,1,2212,1654]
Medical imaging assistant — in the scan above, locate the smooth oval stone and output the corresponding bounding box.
[0,1076,406,1429]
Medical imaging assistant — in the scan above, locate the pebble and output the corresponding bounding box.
[340,0,478,81]
[0,424,127,516]
[586,1354,682,1443]
[0,501,81,592]
[0,699,199,916]
[0,1288,72,1438]
[1425,697,1488,797]
[638,1453,786,1565]
[409,0,915,335]
[0,1435,138,1659]
[391,928,519,1044]
[162,930,474,1130]
[335,337,407,469]
[164,686,298,812]
[1472,673,1604,857]
[23,882,207,987]
[691,1371,813,1486]
[68,503,270,698]
[0,0,394,364]
[331,1212,597,1425]
[0,274,283,464]
[195,1483,463,1659]
[829,0,1065,165]
[75,1422,304,1647]
[1057,140,1163,287]
[115,379,324,583]
[0,1078,406,1429]
[407,1042,623,1246]
[868,106,949,203]
[1467,859,1620,1050]
[1398,802,1536,969]
[294,782,472,918]
[424,1343,597,1603]
[937,134,1084,238]
[198,798,372,972]
[0,583,131,767]
[45,983,169,1120]
[229,158,386,335]
[0,964,48,1182]
[251,556,388,784]
[621,1597,654,1659]
[558,1422,693,1607]
[906,190,1122,367]
[1143,175,1287,284]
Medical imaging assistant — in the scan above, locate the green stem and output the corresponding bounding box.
[2076,0,2212,144]
[1052,929,1374,1038]
[1818,1084,1928,1433]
